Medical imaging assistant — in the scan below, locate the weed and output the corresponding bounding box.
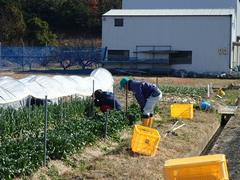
[39,174,48,180]
[64,158,78,168]
[78,160,88,172]
[106,139,130,155]
[47,166,60,179]
[223,90,239,105]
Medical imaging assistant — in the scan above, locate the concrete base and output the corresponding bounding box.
[209,115,240,179]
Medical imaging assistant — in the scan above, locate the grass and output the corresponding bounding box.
[105,139,130,155]
[222,90,239,105]
[39,175,48,180]
[47,166,60,179]
[210,89,240,108]
[154,102,172,127]
[77,160,90,173]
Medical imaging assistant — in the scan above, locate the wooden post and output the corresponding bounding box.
[92,79,95,116]
[207,84,210,98]
[104,110,109,139]
[156,77,159,88]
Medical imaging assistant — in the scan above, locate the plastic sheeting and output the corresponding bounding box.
[0,77,29,103]
[0,68,114,106]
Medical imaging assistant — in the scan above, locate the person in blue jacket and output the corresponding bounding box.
[120,77,162,117]
[93,89,122,112]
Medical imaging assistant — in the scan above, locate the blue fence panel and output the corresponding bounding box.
[0,45,107,70]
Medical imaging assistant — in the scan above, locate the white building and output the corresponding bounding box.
[122,0,240,36]
[102,1,240,74]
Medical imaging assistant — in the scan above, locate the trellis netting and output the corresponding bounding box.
[0,68,114,108]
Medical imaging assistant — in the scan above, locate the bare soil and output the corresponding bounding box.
[0,70,238,88]
[114,76,239,88]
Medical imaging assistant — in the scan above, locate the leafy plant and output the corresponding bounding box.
[160,85,207,97]
[126,103,141,125]
[0,98,139,179]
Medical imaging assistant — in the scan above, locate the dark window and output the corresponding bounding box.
[170,51,192,64]
[108,50,129,61]
[114,18,124,27]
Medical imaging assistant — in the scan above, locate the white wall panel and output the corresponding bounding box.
[102,16,232,73]
[122,0,236,9]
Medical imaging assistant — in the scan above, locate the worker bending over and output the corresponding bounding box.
[93,89,122,113]
[120,77,162,127]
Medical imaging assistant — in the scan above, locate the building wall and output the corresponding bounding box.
[122,0,240,36]
[122,0,236,9]
[237,0,240,36]
[102,15,232,73]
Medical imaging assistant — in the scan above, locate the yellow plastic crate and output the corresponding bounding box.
[170,104,194,119]
[131,125,160,156]
[164,154,229,180]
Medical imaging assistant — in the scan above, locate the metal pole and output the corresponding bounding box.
[0,42,1,68]
[237,46,239,67]
[60,98,63,121]
[207,84,210,98]
[125,84,128,114]
[234,45,236,68]
[63,98,66,120]
[113,84,116,110]
[22,43,24,71]
[153,46,155,60]
[136,46,138,60]
[92,79,95,95]
[104,110,109,139]
[92,79,95,116]
[28,96,31,124]
[43,96,48,166]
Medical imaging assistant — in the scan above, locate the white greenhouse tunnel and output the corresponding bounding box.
[0,68,114,109]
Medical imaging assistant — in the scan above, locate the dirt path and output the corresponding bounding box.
[0,70,238,87]
[114,76,239,88]
[209,110,240,180]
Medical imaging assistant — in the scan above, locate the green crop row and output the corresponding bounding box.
[160,85,207,97]
[0,99,141,179]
